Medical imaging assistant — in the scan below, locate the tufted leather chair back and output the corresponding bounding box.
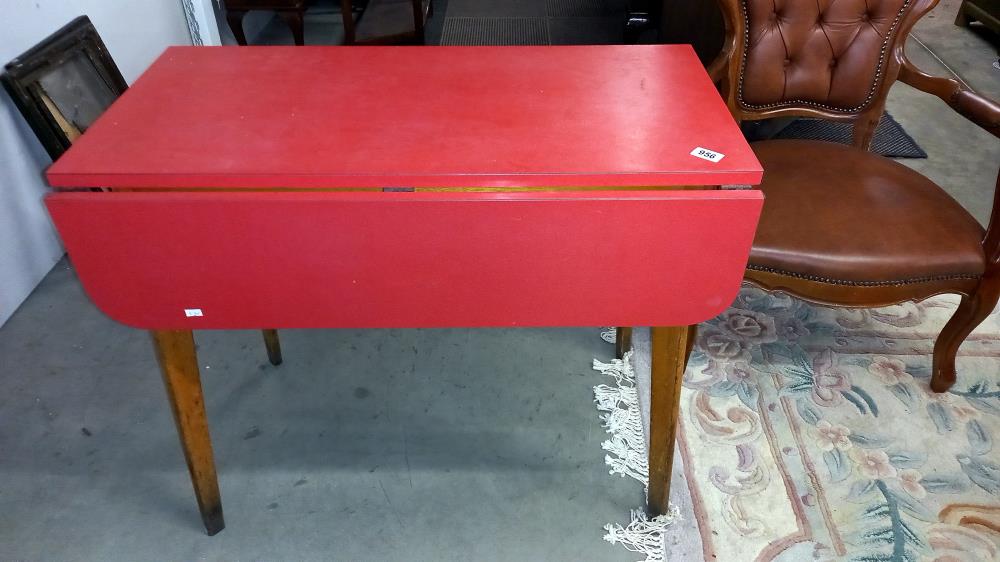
[710,0,938,147]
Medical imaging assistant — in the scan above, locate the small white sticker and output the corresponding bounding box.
[690,147,725,162]
[184,308,204,317]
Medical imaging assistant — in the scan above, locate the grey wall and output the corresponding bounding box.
[0,0,193,327]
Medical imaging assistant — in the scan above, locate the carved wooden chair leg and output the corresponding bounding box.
[151,330,225,535]
[647,325,692,516]
[615,327,633,359]
[930,277,1000,392]
[262,329,282,366]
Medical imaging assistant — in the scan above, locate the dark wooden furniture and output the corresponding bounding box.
[955,0,1000,34]
[340,0,429,45]
[44,45,763,533]
[1,16,126,160]
[224,0,307,45]
[618,0,1000,394]
[223,0,429,46]
[2,17,282,367]
[625,0,725,65]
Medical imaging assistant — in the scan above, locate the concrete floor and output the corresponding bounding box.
[0,263,637,561]
[2,1,998,560]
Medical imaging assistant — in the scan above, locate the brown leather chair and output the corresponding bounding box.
[617,0,1000,392]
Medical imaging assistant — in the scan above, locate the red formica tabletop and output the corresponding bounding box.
[47,45,761,189]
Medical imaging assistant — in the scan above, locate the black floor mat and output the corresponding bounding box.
[438,0,625,45]
[440,17,549,45]
[773,113,927,158]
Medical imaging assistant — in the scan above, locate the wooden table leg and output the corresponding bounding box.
[615,327,632,359]
[262,329,282,365]
[151,330,225,536]
[646,325,692,516]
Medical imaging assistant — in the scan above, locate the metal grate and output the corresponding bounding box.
[774,113,927,158]
[440,17,550,45]
[545,0,613,16]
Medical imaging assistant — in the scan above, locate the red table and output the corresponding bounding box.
[45,45,762,535]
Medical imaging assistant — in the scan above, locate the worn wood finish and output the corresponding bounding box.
[151,330,224,536]
[647,325,690,516]
[615,327,633,359]
[262,329,282,365]
[1,15,127,161]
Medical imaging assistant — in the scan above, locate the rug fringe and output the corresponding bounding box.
[600,327,617,344]
[593,349,678,562]
[593,354,649,485]
[603,508,681,562]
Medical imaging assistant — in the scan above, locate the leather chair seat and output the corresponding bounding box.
[749,139,986,284]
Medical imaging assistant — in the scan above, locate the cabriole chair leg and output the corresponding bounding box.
[931,277,1000,392]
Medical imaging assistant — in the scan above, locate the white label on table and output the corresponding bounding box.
[184,308,204,317]
[690,147,725,162]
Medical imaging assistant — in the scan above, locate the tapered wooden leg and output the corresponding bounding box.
[647,325,691,516]
[226,10,248,45]
[262,329,282,366]
[931,276,1000,392]
[615,327,633,359]
[151,330,225,536]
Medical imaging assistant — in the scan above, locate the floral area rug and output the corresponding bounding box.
[599,285,1000,562]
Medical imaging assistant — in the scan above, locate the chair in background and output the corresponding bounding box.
[2,15,283,366]
[618,0,1000,393]
[340,0,429,45]
[224,0,307,46]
